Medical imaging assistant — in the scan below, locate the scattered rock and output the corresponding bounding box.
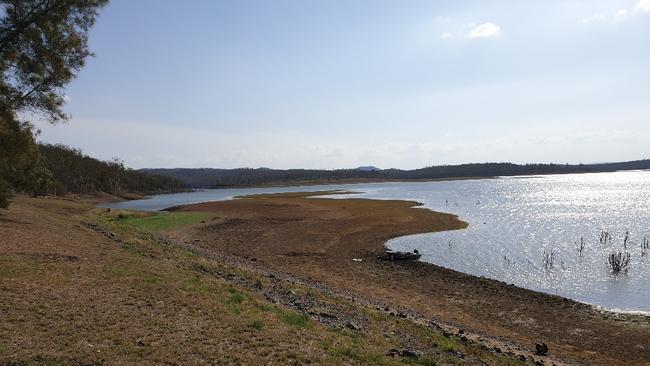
[534,342,548,356]
[346,321,361,331]
[400,349,420,358]
[386,348,420,358]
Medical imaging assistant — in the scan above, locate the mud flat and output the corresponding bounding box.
[168,191,650,366]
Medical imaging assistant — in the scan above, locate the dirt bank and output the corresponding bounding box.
[168,191,650,366]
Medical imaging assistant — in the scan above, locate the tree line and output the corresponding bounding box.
[142,159,650,188]
[36,143,185,196]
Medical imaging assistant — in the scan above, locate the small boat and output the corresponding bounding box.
[378,249,421,261]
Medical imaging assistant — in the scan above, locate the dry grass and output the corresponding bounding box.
[0,196,523,365]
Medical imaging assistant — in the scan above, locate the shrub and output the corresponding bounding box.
[248,319,264,331]
[608,251,631,274]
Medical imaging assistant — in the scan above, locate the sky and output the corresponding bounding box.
[35,0,650,169]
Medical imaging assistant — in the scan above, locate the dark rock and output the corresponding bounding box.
[136,339,145,347]
[386,349,400,357]
[518,354,527,362]
[493,347,502,353]
[400,349,420,358]
[346,321,361,331]
[386,348,419,358]
[534,342,548,356]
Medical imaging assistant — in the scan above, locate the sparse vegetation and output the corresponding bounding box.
[608,251,631,274]
[543,249,555,270]
[599,231,612,246]
[248,319,264,331]
[440,337,459,352]
[109,211,210,233]
[277,310,311,328]
[577,236,585,256]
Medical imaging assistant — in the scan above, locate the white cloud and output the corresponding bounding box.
[468,22,501,39]
[635,0,650,12]
[579,14,606,23]
[440,32,453,39]
[615,9,628,17]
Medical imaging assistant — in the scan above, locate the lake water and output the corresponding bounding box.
[103,171,650,313]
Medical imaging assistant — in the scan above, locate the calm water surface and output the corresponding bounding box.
[104,171,650,312]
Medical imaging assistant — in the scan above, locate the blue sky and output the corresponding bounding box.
[36,0,650,169]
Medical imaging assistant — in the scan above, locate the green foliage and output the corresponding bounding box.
[111,211,209,233]
[39,143,186,196]
[1,0,109,123]
[0,0,108,207]
[0,113,46,207]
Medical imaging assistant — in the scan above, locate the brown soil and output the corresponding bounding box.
[169,191,650,366]
[2,196,534,365]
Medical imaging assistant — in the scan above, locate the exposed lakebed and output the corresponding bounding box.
[104,171,650,312]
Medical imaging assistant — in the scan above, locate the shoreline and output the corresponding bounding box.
[167,191,650,365]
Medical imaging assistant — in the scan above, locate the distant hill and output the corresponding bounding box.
[355,166,382,172]
[140,160,650,189]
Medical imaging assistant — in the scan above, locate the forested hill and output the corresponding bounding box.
[37,144,186,196]
[141,160,650,188]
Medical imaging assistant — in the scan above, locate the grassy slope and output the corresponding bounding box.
[0,197,525,366]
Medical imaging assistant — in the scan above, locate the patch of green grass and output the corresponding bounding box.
[417,356,438,366]
[225,288,246,305]
[111,211,210,233]
[277,310,311,328]
[184,274,220,295]
[248,319,264,331]
[440,337,459,352]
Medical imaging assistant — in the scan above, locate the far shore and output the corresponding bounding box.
[210,176,496,189]
[167,191,650,366]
